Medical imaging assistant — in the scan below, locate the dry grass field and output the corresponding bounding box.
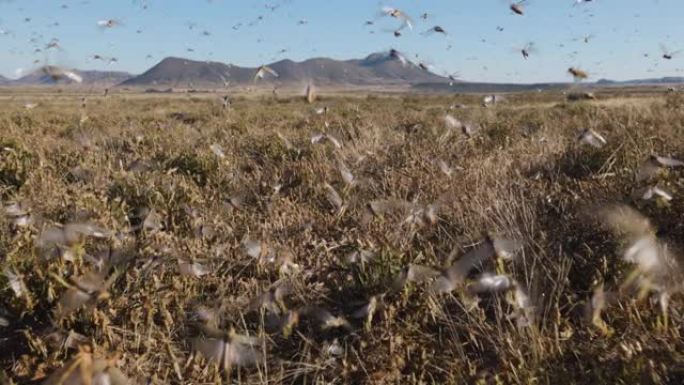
[1,89,683,384]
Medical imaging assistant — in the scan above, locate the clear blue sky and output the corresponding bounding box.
[0,0,682,82]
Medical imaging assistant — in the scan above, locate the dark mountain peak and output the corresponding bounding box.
[159,56,187,63]
[156,57,190,66]
[360,51,393,65]
[155,56,226,68]
[271,58,295,66]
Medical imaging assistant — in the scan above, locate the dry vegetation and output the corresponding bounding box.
[1,89,683,384]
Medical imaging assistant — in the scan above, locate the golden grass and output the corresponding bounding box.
[0,89,683,384]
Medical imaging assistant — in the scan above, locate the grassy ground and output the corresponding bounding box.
[0,89,683,384]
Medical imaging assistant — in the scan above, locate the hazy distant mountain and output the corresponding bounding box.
[76,70,133,86]
[596,77,684,85]
[415,76,684,93]
[120,52,449,87]
[412,82,570,93]
[0,75,8,85]
[13,67,132,86]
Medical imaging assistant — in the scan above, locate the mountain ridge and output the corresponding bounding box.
[119,52,448,87]
[596,77,684,85]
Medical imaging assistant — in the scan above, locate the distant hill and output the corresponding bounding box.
[415,76,684,93]
[12,67,132,86]
[120,52,449,87]
[596,77,684,86]
[76,70,133,86]
[0,75,8,85]
[412,82,571,93]
[119,57,244,87]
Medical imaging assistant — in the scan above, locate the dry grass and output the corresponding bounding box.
[1,89,683,384]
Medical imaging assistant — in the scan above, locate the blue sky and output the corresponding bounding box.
[0,0,682,82]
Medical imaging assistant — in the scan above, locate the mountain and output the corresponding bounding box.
[119,57,247,87]
[120,52,449,87]
[412,82,570,93]
[596,77,684,85]
[352,53,448,84]
[13,67,132,86]
[75,70,133,86]
[0,75,8,85]
[414,76,684,93]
